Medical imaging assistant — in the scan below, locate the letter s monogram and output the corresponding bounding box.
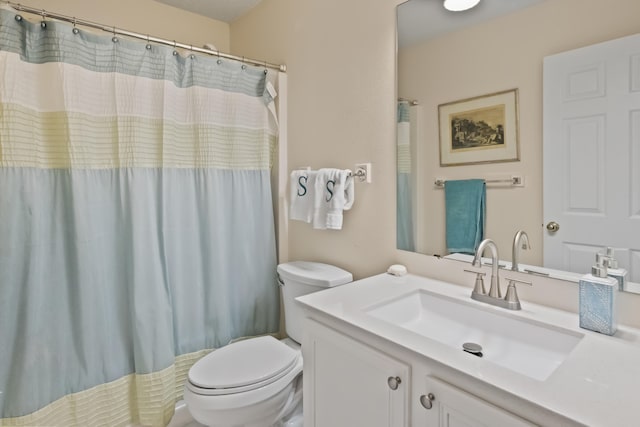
[326,180,335,202]
[297,175,308,196]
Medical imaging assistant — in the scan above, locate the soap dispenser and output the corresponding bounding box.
[602,247,628,291]
[579,253,618,335]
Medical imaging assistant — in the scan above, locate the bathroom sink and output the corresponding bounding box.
[365,290,583,381]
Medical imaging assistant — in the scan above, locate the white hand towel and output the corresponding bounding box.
[289,170,315,223]
[327,169,354,230]
[313,168,354,230]
[312,169,333,229]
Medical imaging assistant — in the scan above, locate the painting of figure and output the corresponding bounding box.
[450,105,505,150]
[438,89,519,166]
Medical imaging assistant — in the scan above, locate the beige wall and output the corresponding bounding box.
[13,0,230,52]
[231,0,402,279]
[15,1,640,325]
[232,0,640,327]
[399,0,640,265]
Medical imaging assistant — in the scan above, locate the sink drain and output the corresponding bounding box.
[462,342,483,357]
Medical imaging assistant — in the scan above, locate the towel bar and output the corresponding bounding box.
[434,176,522,188]
[294,166,369,183]
[349,169,366,181]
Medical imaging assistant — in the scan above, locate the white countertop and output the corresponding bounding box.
[296,272,640,427]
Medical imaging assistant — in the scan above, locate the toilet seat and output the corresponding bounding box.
[187,336,301,396]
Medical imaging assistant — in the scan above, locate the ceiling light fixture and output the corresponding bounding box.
[443,0,481,12]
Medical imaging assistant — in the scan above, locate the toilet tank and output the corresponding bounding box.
[277,261,352,343]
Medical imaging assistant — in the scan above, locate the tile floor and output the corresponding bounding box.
[166,401,204,427]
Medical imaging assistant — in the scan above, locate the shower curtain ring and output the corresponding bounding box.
[241,56,247,70]
[72,18,79,34]
[216,50,222,65]
[264,60,268,74]
[173,40,178,56]
[111,26,118,43]
[40,9,46,28]
[146,35,151,50]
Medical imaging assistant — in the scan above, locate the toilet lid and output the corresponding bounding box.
[188,336,299,390]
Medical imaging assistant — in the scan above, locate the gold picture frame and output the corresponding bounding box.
[438,89,520,166]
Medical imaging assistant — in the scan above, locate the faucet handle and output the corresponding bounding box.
[503,277,532,308]
[504,277,533,287]
[464,269,486,295]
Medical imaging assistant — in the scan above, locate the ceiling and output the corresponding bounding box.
[397,0,546,48]
[153,0,546,43]
[153,0,263,23]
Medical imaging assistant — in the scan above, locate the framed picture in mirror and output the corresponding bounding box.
[438,88,520,166]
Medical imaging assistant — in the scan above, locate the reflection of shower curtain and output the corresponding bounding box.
[397,101,415,251]
[0,9,279,427]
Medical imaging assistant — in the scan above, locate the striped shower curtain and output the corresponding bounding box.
[0,8,279,427]
[397,101,415,251]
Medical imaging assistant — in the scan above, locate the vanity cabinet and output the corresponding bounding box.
[303,318,409,427]
[422,376,534,427]
[297,272,639,426]
[303,317,536,427]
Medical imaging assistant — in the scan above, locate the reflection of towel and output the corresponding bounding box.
[445,179,485,254]
[313,168,354,230]
[289,170,315,223]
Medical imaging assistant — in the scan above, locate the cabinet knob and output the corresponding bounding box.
[420,393,436,410]
[387,376,402,390]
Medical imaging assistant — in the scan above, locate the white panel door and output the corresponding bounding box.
[543,34,640,281]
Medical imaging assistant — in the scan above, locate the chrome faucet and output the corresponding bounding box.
[464,238,533,310]
[511,230,531,272]
[472,239,501,298]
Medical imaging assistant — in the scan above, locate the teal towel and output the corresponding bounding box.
[445,179,486,254]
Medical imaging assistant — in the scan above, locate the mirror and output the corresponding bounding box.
[396,0,640,293]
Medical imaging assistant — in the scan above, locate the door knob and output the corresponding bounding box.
[546,221,560,232]
[387,376,402,390]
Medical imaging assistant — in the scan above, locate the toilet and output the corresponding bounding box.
[183,261,353,427]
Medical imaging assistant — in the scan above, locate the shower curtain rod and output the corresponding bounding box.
[1,1,287,72]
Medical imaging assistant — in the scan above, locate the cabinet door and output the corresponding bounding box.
[420,376,535,427]
[303,319,409,427]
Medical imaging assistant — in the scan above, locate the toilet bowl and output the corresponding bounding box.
[184,336,303,427]
[184,261,352,427]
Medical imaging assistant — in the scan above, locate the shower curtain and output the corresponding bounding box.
[0,9,279,427]
[396,101,415,251]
